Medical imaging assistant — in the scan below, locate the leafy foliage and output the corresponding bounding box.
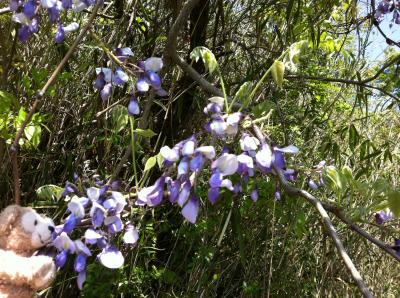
[1,0,400,297]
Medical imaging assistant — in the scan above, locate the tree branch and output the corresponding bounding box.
[321,202,400,262]
[164,0,223,97]
[252,124,373,298]
[286,74,400,103]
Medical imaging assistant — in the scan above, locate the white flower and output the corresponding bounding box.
[255,145,273,168]
[195,146,216,159]
[63,22,79,33]
[160,146,180,162]
[213,154,238,176]
[144,57,163,72]
[182,140,195,156]
[240,135,260,151]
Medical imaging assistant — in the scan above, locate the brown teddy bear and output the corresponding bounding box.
[0,205,57,298]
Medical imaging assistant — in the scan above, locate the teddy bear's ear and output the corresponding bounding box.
[0,205,22,236]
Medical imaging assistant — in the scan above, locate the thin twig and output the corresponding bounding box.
[321,202,400,262]
[10,3,101,204]
[252,124,373,298]
[286,74,400,103]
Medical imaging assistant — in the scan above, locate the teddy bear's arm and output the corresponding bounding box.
[0,249,56,290]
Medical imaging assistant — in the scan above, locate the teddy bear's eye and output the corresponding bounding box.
[34,220,38,226]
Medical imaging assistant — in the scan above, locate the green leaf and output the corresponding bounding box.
[341,165,353,184]
[135,128,157,138]
[190,46,218,74]
[388,191,400,217]
[36,184,64,200]
[348,124,359,151]
[294,212,306,237]
[0,90,15,114]
[14,107,27,131]
[270,60,285,88]
[157,152,164,169]
[144,156,157,172]
[323,166,345,192]
[111,105,129,132]
[25,124,41,147]
[32,68,48,86]
[234,81,252,108]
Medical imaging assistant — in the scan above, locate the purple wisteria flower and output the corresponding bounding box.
[251,188,258,202]
[123,225,139,246]
[128,95,140,115]
[114,47,134,61]
[375,0,393,22]
[98,246,124,269]
[10,0,93,42]
[374,208,393,225]
[136,57,168,96]
[12,2,39,42]
[55,22,79,43]
[308,179,319,190]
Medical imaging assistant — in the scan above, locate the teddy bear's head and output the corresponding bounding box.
[0,205,55,255]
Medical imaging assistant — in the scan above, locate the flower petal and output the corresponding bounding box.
[214,154,238,176]
[63,22,79,32]
[99,246,124,269]
[195,146,216,159]
[128,96,140,115]
[182,195,199,224]
[77,270,86,290]
[160,146,180,162]
[275,145,299,154]
[144,57,163,72]
[123,225,139,245]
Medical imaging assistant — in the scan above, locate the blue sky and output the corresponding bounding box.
[361,1,400,62]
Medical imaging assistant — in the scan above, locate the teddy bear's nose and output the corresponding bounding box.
[48,226,55,233]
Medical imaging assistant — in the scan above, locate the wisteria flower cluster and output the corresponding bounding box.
[136,96,300,223]
[52,184,139,289]
[94,54,167,115]
[45,85,397,292]
[9,0,90,42]
[375,0,400,24]
[94,47,134,102]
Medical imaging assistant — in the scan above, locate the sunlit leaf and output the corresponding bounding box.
[234,81,252,109]
[190,46,218,74]
[270,60,285,88]
[144,156,157,172]
[111,105,129,132]
[36,184,64,200]
[388,191,400,217]
[135,128,157,138]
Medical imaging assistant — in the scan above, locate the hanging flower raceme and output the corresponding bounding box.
[50,179,137,290]
[10,0,92,42]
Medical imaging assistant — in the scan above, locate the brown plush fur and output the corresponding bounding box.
[0,205,56,298]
